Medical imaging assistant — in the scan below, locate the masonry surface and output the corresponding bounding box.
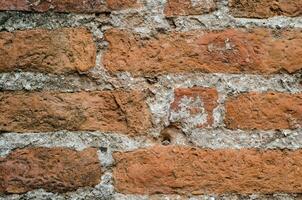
[0,0,301,200]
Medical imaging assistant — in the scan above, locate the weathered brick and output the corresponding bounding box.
[170,87,218,128]
[103,28,302,76]
[0,28,96,74]
[225,92,302,130]
[229,0,302,18]
[106,0,140,10]
[0,91,151,135]
[113,146,302,194]
[0,0,139,13]
[164,0,217,17]
[0,147,101,194]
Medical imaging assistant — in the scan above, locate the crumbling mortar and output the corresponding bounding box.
[1,129,302,157]
[0,0,302,199]
[3,189,302,200]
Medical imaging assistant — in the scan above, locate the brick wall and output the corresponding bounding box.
[0,0,301,199]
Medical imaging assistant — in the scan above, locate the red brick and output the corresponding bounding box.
[0,0,139,13]
[0,28,96,74]
[113,146,302,194]
[106,0,140,10]
[229,0,302,18]
[164,0,217,17]
[170,88,218,128]
[103,28,302,76]
[225,92,302,130]
[0,91,151,135]
[0,147,101,194]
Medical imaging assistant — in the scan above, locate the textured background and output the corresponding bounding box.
[0,0,301,199]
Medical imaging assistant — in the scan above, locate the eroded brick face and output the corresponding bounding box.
[103,28,302,76]
[225,92,302,130]
[0,147,101,194]
[170,88,218,128]
[164,0,217,17]
[229,0,302,18]
[106,0,140,10]
[0,0,139,13]
[0,91,151,135]
[0,28,96,74]
[113,146,302,194]
[0,0,301,197]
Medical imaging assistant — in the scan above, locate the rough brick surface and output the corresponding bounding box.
[0,147,101,194]
[0,28,96,74]
[106,0,140,10]
[0,91,151,134]
[113,146,302,195]
[225,92,302,130]
[164,0,217,17]
[170,87,218,128]
[0,0,139,13]
[0,0,302,198]
[229,0,302,18]
[0,0,106,13]
[103,28,302,76]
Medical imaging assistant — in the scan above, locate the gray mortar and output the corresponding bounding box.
[189,128,302,150]
[0,0,302,199]
[1,130,302,158]
[0,72,300,92]
[0,72,113,91]
[2,191,302,200]
[0,131,153,158]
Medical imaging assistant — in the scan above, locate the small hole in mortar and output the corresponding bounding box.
[99,147,108,152]
[160,123,183,146]
[161,134,171,146]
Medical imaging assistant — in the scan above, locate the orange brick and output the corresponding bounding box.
[0,147,101,193]
[0,0,139,13]
[106,0,140,10]
[0,28,96,74]
[0,91,151,135]
[229,0,302,18]
[113,146,302,194]
[103,28,302,76]
[225,92,302,130]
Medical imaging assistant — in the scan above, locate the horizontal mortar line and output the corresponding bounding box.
[0,180,113,199]
[131,14,302,29]
[157,73,301,91]
[168,13,302,21]
[0,129,302,156]
[0,13,302,33]
[2,190,302,200]
[0,131,152,157]
[188,128,302,150]
[169,17,302,30]
[0,72,301,93]
[173,14,302,21]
